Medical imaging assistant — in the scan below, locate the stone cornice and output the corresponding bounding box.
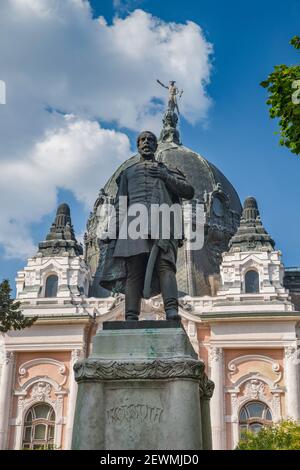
[74,357,205,382]
[29,315,94,325]
[199,312,300,321]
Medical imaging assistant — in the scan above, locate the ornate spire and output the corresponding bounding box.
[229,197,275,252]
[38,203,83,256]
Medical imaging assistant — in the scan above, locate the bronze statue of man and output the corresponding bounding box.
[99,131,194,321]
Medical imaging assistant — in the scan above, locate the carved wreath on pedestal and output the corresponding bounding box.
[74,358,205,382]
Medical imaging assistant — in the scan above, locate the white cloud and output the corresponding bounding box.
[0,115,131,258]
[0,0,213,259]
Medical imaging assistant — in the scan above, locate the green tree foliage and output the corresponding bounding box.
[237,420,300,450]
[0,279,37,332]
[261,36,300,155]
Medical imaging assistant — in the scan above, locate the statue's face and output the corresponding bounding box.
[137,132,157,159]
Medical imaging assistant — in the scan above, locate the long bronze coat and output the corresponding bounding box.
[98,158,194,295]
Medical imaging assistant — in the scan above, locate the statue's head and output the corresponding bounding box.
[169,80,176,85]
[137,131,158,159]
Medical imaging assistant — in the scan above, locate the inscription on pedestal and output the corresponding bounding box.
[105,387,164,449]
[107,404,163,425]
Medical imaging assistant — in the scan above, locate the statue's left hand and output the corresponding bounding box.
[148,164,167,181]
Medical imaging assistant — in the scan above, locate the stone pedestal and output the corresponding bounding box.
[72,321,214,450]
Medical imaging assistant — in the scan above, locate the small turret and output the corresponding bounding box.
[38,203,83,257]
[229,197,274,252]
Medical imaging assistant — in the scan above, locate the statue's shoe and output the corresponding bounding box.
[166,310,181,321]
[125,314,139,321]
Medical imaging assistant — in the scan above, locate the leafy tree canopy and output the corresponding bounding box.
[237,420,300,450]
[261,36,300,155]
[0,279,37,332]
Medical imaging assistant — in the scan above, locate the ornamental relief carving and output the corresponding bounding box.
[229,378,282,422]
[4,351,15,365]
[230,393,239,420]
[141,297,164,313]
[199,373,215,400]
[14,358,69,434]
[18,358,67,389]
[240,255,261,272]
[227,355,282,387]
[271,393,282,422]
[230,379,269,419]
[284,345,297,361]
[243,379,266,400]
[14,378,66,447]
[71,349,82,364]
[209,347,223,363]
[74,358,205,382]
[31,381,52,401]
[16,381,57,425]
[103,296,175,321]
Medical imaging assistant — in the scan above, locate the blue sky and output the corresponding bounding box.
[0,0,299,292]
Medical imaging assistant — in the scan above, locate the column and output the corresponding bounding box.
[65,349,81,449]
[230,393,240,449]
[284,345,300,420]
[0,351,15,450]
[209,346,225,450]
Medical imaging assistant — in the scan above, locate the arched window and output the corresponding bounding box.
[22,403,55,449]
[239,401,272,436]
[245,270,259,293]
[45,275,58,297]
